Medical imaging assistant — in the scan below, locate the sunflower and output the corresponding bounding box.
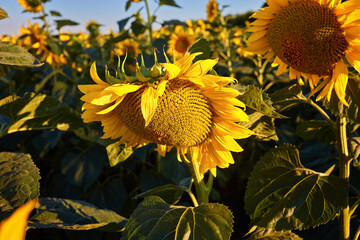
[114,38,140,58]
[78,53,253,177]
[17,0,43,13]
[168,25,196,58]
[206,0,218,22]
[19,21,67,66]
[246,0,360,106]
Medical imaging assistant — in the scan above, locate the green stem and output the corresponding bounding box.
[183,154,213,205]
[144,0,154,47]
[302,98,337,133]
[219,15,233,78]
[337,116,350,240]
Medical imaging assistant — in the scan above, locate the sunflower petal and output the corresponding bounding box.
[162,63,181,79]
[90,62,107,85]
[141,86,159,127]
[334,61,349,106]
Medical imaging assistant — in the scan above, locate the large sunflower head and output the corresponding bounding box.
[78,52,253,177]
[168,25,196,58]
[17,0,43,13]
[246,0,360,106]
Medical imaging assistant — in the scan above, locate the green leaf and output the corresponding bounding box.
[0,152,40,220]
[270,84,306,112]
[105,139,133,167]
[237,85,286,119]
[188,38,210,62]
[135,178,192,204]
[0,42,43,67]
[0,93,84,137]
[245,144,348,230]
[350,137,360,167]
[131,19,146,36]
[242,111,278,141]
[247,227,302,240]
[125,0,132,11]
[0,8,9,20]
[117,16,133,32]
[55,19,79,30]
[61,144,106,191]
[50,10,62,16]
[121,196,234,240]
[28,197,127,231]
[296,120,336,144]
[159,0,181,8]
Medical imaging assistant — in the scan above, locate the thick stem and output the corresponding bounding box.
[183,153,212,205]
[144,0,154,47]
[337,116,350,240]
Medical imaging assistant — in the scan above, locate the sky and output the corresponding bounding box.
[0,0,264,35]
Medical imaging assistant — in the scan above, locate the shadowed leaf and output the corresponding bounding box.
[188,38,210,62]
[247,227,302,240]
[55,19,79,30]
[0,8,8,20]
[245,144,348,230]
[270,84,306,112]
[159,0,181,8]
[296,120,336,144]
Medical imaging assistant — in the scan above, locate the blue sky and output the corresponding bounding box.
[0,0,264,35]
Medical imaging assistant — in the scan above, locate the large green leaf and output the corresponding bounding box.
[55,19,79,30]
[0,152,40,220]
[270,84,306,112]
[247,227,302,240]
[237,85,286,119]
[28,198,127,231]
[0,42,43,67]
[0,93,84,137]
[296,120,336,144]
[0,8,8,20]
[105,139,133,167]
[61,144,106,191]
[121,196,234,240]
[159,0,181,8]
[188,38,210,62]
[245,144,348,230]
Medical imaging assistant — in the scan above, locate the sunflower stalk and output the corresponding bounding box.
[143,0,154,48]
[336,114,351,240]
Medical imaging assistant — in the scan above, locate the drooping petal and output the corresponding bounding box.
[162,63,181,79]
[106,84,142,97]
[141,86,159,127]
[333,61,349,106]
[90,62,107,85]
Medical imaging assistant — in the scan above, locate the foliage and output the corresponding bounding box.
[0,1,359,240]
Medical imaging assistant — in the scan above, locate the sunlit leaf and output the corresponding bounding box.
[0,42,42,67]
[245,144,348,230]
[0,152,40,221]
[0,8,8,20]
[0,93,84,137]
[159,0,181,8]
[296,120,336,144]
[247,227,302,240]
[270,84,306,112]
[55,19,79,30]
[237,85,286,119]
[121,196,234,240]
[105,139,133,167]
[28,198,127,231]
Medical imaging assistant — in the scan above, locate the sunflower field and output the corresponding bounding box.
[1,0,360,239]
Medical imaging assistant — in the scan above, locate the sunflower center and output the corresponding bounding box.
[175,36,191,54]
[118,79,213,147]
[26,0,42,7]
[266,0,348,76]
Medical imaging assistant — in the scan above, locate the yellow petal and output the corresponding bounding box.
[96,97,124,114]
[248,30,268,43]
[141,86,159,127]
[155,80,168,97]
[212,128,243,152]
[346,48,360,73]
[334,61,349,106]
[175,52,202,75]
[162,63,180,79]
[186,59,218,77]
[275,60,288,76]
[78,84,106,94]
[90,62,107,85]
[0,199,37,240]
[106,84,142,97]
[251,8,276,20]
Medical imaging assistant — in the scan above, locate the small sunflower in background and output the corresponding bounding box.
[247,0,360,106]
[78,52,253,178]
[17,0,43,13]
[168,25,196,58]
[206,0,218,22]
